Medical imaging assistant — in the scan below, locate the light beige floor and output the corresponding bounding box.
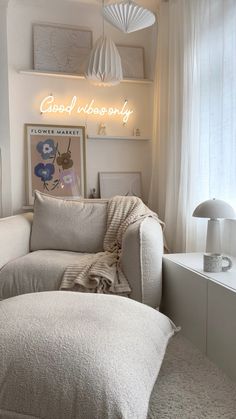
[148,334,236,419]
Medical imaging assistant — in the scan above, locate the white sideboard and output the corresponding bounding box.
[162,253,236,381]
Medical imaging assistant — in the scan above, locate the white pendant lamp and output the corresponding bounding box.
[85,0,123,86]
[103,0,156,34]
[85,35,123,86]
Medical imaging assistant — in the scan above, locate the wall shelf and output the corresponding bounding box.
[19,70,153,85]
[87,135,150,141]
[22,205,33,211]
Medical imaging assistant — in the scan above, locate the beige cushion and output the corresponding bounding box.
[0,291,176,419]
[0,250,87,300]
[31,191,107,253]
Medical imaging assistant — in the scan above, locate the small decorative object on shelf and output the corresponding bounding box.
[89,188,97,199]
[133,128,141,136]
[98,123,107,136]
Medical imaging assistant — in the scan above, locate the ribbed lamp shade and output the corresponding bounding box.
[192,199,235,219]
[85,36,123,86]
[103,0,156,34]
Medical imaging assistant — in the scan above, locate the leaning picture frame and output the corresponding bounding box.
[99,172,142,199]
[25,124,86,205]
[33,23,93,74]
[116,45,145,79]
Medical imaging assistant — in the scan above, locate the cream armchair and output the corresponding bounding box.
[0,198,163,308]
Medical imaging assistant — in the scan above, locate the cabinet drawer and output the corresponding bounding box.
[207,281,236,381]
[162,259,207,352]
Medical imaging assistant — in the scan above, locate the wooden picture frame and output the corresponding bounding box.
[26,124,86,205]
[99,172,142,199]
[116,45,145,79]
[33,23,92,74]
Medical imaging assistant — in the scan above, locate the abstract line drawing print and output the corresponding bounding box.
[34,24,92,74]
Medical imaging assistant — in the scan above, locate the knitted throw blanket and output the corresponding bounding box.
[60,196,161,295]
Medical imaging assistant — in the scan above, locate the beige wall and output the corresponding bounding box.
[0,0,11,217]
[7,0,157,212]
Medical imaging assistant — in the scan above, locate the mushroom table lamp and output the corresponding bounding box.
[192,198,236,253]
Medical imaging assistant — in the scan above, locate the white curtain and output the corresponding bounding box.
[149,0,236,252]
[0,147,2,218]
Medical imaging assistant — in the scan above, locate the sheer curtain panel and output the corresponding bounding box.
[149,0,236,252]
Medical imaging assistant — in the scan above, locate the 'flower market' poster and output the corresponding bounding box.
[26,124,86,205]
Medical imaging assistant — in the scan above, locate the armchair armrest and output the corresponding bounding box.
[121,218,163,309]
[0,213,33,270]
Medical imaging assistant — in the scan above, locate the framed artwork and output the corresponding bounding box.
[33,23,92,74]
[26,124,86,205]
[116,45,144,79]
[99,172,142,199]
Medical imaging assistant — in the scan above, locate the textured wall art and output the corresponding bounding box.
[116,45,144,79]
[26,124,86,204]
[33,24,92,74]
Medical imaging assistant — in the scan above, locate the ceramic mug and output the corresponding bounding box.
[203,253,232,273]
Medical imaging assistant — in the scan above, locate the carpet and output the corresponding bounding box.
[148,334,236,418]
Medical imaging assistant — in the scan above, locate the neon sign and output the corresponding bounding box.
[40,95,133,123]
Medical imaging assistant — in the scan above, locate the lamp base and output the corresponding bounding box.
[206,219,221,253]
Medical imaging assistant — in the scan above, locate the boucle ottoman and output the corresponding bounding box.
[0,292,176,419]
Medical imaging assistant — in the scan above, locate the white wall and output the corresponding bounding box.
[7,0,157,212]
[0,0,12,217]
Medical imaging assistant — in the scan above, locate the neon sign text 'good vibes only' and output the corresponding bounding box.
[40,96,134,123]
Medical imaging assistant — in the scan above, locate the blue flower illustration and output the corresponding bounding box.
[36,139,56,160]
[34,163,55,182]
